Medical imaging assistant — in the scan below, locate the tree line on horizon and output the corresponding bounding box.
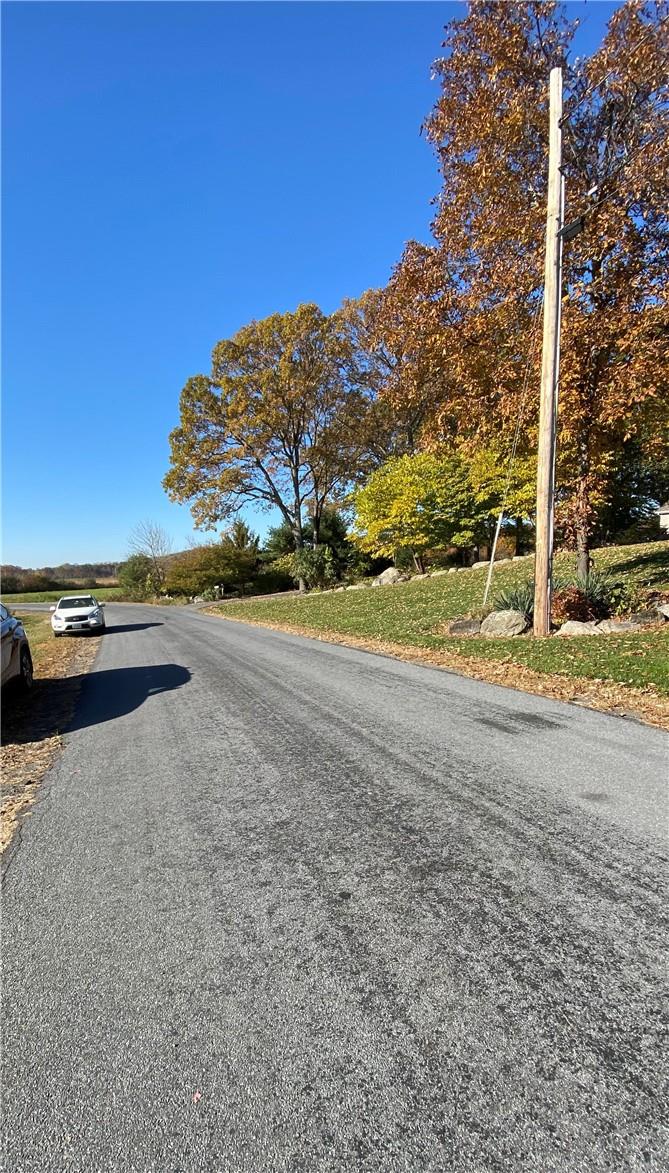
[1,562,122,594]
[163,0,667,589]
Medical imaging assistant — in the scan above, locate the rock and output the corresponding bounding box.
[655,603,669,620]
[431,569,451,577]
[447,618,482,636]
[480,609,529,637]
[447,568,459,574]
[556,620,601,636]
[494,558,512,565]
[335,586,346,593]
[347,582,369,591]
[629,610,661,626]
[456,566,469,572]
[471,560,490,570]
[409,573,429,581]
[595,619,637,634]
[372,567,403,587]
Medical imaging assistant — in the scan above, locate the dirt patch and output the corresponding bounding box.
[1,633,101,854]
[207,612,669,732]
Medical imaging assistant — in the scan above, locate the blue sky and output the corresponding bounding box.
[2,1,620,567]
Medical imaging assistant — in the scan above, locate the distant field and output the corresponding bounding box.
[2,585,126,604]
[210,541,669,696]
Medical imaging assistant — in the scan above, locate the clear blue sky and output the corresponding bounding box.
[2,1,620,568]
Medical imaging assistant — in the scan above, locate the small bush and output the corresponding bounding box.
[551,587,596,624]
[278,547,340,590]
[573,570,614,617]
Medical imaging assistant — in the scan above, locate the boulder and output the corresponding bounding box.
[471,560,490,570]
[347,582,369,591]
[431,569,451,577]
[595,619,637,634]
[556,620,601,636]
[409,573,430,581]
[629,609,662,626]
[456,566,470,572]
[656,603,669,620]
[480,609,529,637]
[335,586,346,593]
[447,618,482,636]
[494,558,512,565]
[372,567,403,587]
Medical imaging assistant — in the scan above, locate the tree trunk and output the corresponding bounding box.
[576,527,591,580]
[515,517,524,556]
[412,550,425,574]
[574,460,594,580]
[292,520,306,594]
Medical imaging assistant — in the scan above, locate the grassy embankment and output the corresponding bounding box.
[209,542,669,701]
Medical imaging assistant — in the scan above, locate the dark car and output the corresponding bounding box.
[0,604,33,691]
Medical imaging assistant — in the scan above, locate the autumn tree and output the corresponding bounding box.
[165,539,258,598]
[350,452,486,572]
[379,0,669,575]
[335,289,438,467]
[164,304,368,588]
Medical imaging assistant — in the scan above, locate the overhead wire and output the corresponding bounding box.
[563,124,666,227]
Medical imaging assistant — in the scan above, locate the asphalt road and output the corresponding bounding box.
[2,604,668,1172]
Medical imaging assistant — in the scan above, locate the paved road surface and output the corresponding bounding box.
[2,604,667,1172]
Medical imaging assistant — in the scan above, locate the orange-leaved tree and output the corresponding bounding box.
[375,0,668,574]
[164,304,368,576]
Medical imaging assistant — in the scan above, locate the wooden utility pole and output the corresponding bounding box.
[533,66,564,637]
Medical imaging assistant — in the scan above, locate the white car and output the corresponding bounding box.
[50,595,106,637]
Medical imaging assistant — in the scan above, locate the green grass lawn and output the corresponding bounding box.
[2,585,126,604]
[213,541,669,694]
[15,612,54,658]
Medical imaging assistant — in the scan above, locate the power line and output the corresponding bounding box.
[562,126,666,232]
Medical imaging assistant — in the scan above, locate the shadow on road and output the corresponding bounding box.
[69,663,191,732]
[2,664,191,746]
[103,622,164,634]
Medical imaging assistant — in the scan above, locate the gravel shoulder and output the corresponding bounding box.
[1,614,101,853]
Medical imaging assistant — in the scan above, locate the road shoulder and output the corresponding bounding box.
[1,614,101,855]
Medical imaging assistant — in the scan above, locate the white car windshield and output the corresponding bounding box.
[59,597,96,610]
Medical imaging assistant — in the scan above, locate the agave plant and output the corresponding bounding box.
[492,579,536,619]
[573,570,614,617]
[493,574,571,620]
